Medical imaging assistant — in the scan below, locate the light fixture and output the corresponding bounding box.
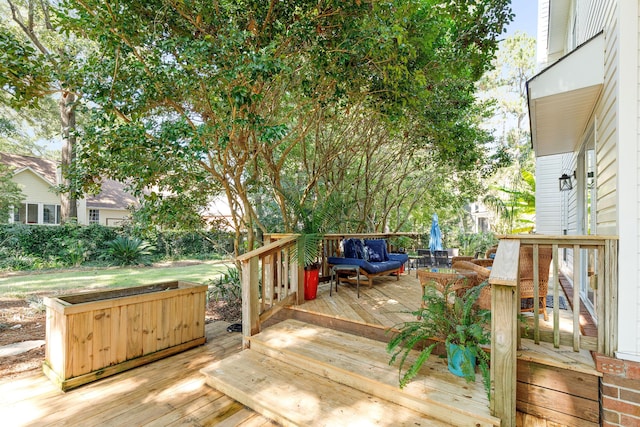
[587,171,595,189]
[559,172,574,191]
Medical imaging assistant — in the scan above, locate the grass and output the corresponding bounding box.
[0,260,231,297]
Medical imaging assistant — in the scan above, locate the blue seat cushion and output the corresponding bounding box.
[388,252,409,265]
[364,239,389,262]
[328,256,402,274]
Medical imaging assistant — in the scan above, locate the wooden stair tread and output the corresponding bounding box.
[203,319,500,426]
[249,320,494,416]
[202,350,453,427]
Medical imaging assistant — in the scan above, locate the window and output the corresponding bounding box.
[13,203,61,225]
[89,209,100,224]
[23,204,38,224]
[43,204,60,224]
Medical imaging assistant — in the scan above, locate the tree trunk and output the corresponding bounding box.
[59,91,77,222]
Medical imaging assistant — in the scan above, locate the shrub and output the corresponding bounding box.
[0,253,37,271]
[207,266,241,303]
[104,236,155,266]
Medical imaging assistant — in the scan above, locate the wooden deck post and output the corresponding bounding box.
[241,256,260,349]
[489,239,520,427]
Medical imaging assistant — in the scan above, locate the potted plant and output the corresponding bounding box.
[288,197,336,300]
[387,281,491,396]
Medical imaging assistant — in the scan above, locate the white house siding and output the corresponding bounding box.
[88,208,130,227]
[595,1,620,236]
[535,155,563,234]
[537,0,550,64]
[579,0,607,43]
[616,0,640,358]
[13,171,59,205]
[561,154,579,235]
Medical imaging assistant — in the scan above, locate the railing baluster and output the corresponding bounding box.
[605,239,618,356]
[283,249,290,299]
[596,244,605,354]
[552,243,560,348]
[533,244,540,344]
[263,253,271,308]
[572,244,581,352]
[276,250,282,301]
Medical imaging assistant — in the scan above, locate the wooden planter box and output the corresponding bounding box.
[43,281,207,391]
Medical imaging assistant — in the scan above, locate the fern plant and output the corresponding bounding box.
[387,282,491,396]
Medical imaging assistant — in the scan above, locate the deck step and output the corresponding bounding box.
[202,350,451,426]
[203,320,500,426]
[249,319,498,426]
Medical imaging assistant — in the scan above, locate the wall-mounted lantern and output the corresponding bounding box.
[559,172,574,191]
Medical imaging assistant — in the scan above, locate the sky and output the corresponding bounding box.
[507,0,539,38]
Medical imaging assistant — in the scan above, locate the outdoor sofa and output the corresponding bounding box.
[327,238,409,288]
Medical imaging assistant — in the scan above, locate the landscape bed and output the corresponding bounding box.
[43,281,207,391]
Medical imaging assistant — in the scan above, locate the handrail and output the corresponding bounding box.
[236,235,299,262]
[490,234,619,426]
[238,235,301,348]
[495,234,618,355]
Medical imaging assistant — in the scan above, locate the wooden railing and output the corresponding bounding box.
[238,232,619,425]
[239,232,420,347]
[266,232,418,278]
[237,235,301,348]
[490,234,619,425]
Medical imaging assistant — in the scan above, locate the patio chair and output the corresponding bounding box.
[452,260,491,310]
[451,255,474,265]
[434,250,449,267]
[519,245,553,321]
[471,258,494,268]
[485,246,498,260]
[416,249,432,267]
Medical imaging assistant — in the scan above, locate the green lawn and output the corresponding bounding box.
[0,261,231,296]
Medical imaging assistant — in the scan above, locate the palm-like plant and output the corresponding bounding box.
[105,236,155,266]
[484,169,536,234]
[283,192,343,269]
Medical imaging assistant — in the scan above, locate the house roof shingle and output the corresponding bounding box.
[0,152,137,210]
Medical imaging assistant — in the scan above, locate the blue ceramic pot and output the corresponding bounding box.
[446,342,476,377]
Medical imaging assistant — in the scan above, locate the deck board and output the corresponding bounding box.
[302,271,596,371]
[0,322,271,427]
[2,269,596,427]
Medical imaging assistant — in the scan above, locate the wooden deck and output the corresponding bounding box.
[0,322,276,427]
[298,270,419,327]
[290,270,601,427]
[1,269,600,426]
[295,270,597,371]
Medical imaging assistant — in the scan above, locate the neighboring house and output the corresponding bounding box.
[0,152,136,226]
[468,201,494,233]
[527,0,640,423]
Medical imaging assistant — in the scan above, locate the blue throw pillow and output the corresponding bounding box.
[343,238,357,258]
[353,239,365,259]
[364,239,388,262]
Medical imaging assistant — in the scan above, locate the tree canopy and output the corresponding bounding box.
[3,0,513,254]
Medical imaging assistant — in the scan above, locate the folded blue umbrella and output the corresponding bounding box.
[429,213,443,252]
